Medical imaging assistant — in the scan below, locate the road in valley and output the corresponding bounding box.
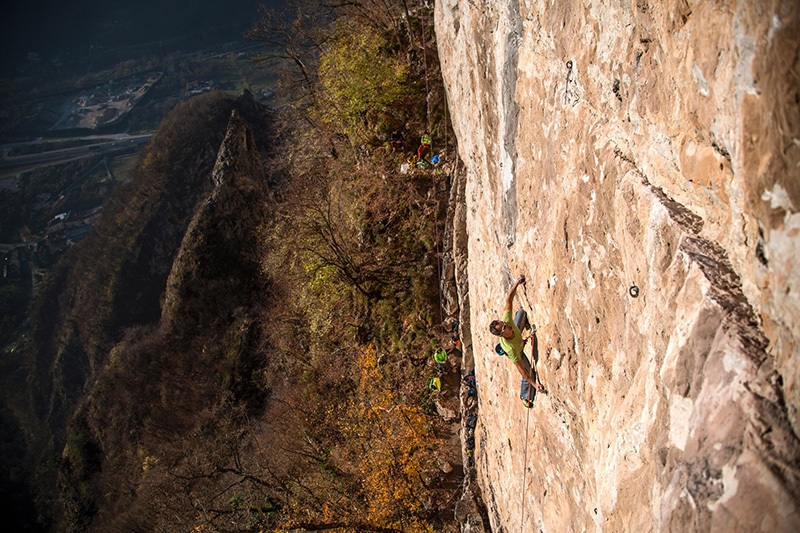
[0,133,152,187]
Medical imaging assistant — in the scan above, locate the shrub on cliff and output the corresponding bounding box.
[316,19,409,140]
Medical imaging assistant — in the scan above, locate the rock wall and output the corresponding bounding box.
[434,0,800,531]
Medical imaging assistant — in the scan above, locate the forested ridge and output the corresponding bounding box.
[2,1,460,531]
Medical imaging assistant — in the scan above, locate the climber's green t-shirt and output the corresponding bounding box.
[499,309,523,363]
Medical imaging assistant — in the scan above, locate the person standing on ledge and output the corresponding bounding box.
[489,274,547,408]
[417,131,431,159]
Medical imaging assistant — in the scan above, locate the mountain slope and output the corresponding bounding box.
[1,91,276,530]
[57,107,274,531]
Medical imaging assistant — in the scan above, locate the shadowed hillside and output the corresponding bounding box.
[1,90,277,529]
[56,107,275,531]
[2,2,467,530]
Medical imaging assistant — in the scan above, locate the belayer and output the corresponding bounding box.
[489,275,546,408]
[417,131,431,159]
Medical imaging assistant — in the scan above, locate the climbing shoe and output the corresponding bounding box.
[522,397,535,409]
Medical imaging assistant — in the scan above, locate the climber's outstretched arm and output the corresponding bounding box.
[503,275,526,312]
[514,359,547,393]
[513,359,535,386]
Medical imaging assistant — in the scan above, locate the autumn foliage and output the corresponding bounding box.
[5,1,457,531]
[316,19,410,139]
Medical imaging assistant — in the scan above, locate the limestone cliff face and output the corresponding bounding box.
[435,1,800,531]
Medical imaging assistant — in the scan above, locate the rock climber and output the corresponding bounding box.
[489,274,547,408]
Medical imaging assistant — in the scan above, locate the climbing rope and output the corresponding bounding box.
[520,280,533,531]
[417,0,446,332]
[431,176,444,329]
[420,0,450,163]
[443,83,449,161]
[521,387,533,532]
[419,0,432,136]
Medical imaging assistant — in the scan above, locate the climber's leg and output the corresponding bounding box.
[513,309,529,331]
[519,353,533,401]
